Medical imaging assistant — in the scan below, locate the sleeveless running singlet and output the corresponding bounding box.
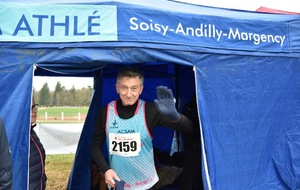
[106,100,159,190]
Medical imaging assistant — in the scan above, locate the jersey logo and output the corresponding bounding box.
[109,120,118,129]
[117,129,135,134]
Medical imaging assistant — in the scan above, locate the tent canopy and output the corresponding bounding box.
[1,1,300,190]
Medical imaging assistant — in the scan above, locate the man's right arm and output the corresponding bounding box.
[90,107,111,173]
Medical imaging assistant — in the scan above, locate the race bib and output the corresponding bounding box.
[108,132,141,157]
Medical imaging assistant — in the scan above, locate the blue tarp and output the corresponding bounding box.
[0,1,300,190]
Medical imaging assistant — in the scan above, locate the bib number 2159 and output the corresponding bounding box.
[109,133,141,157]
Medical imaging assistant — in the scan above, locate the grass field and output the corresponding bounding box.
[37,107,89,123]
[38,107,89,115]
[46,154,75,190]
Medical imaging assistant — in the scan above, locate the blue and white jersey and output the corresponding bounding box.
[106,99,159,190]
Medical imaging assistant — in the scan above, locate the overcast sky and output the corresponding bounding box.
[33,76,93,91]
[33,0,299,91]
[179,0,299,12]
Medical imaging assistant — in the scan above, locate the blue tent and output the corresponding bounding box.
[0,0,300,189]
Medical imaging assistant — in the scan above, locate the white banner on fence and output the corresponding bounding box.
[35,123,84,155]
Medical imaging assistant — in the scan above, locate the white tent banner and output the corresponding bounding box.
[0,3,117,42]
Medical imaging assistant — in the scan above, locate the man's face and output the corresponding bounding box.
[116,76,143,106]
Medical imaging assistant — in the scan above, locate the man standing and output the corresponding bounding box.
[91,67,192,190]
[29,98,47,190]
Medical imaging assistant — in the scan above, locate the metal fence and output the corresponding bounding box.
[37,112,87,122]
[35,123,84,155]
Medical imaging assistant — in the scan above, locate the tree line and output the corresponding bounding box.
[33,81,93,107]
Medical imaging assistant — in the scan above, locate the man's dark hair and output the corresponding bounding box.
[117,66,144,85]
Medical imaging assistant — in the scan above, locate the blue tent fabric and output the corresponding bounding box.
[195,55,300,190]
[0,49,34,189]
[0,1,300,190]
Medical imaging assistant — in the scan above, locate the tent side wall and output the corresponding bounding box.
[196,54,300,190]
[0,49,35,189]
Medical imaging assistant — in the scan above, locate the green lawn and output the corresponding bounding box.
[46,154,75,190]
[38,107,89,116]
